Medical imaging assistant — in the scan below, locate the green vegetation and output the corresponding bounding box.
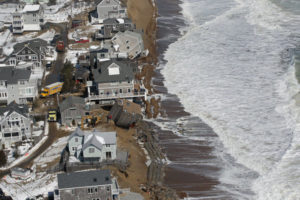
[61,61,75,93]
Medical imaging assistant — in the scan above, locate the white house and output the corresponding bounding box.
[7,38,51,70]
[0,102,31,147]
[12,4,44,34]
[68,128,117,163]
[0,67,39,105]
[90,0,127,24]
[111,31,145,60]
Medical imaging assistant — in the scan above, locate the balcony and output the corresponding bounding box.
[87,90,146,102]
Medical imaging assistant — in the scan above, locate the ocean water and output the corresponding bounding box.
[160,0,300,199]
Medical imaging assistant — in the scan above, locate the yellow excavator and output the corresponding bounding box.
[81,111,103,129]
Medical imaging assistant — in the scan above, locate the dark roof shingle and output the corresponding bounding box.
[12,38,48,56]
[57,169,112,189]
[92,59,135,84]
[59,96,85,112]
[0,67,31,84]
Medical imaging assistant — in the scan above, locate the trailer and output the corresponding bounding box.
[40,82,63,97]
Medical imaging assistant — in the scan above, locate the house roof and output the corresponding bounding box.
[57,169,112,189]
[82,130,116,151]
[59,96,85,112]
[0,101,29,118]
[68,128,85,141]
[0,67,31,84]
[12,38,48,57]
[92,59,134,84]
[75,66,90,79]
[22,4,40,13]
[103,18,132,25]
[95,0,103,5]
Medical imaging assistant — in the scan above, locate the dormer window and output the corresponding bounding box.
[108,63,120,75]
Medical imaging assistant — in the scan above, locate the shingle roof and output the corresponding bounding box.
[68,128,85,141]
[12,38,48,57]
[83,130,116,150]
[103,18,132,25]
[59,96,85,112]
[0,67,31,84]
[95,0,103,5]
[0,101,29,118]
[57,169,112,189]
[92,59,134,84]
[22,5,40,13]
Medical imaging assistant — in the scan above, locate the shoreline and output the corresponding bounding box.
[126,0,181,199]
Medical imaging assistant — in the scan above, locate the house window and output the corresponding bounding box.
[72,147,77,151]
[119,89,122,93]
[75,138,78,142]
[106,151,112,159]
[128,88,131,93]
[89,148,95,153]
[106,144,110,147]
[20,80,25,85]
[106,186,110,191]
[100,53,105,58]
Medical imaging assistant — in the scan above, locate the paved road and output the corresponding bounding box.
[0,123,58,178]
[44,22,68,86]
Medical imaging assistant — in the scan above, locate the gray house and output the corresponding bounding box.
[0,67,38,104]
[56,169,119,200]
[92,0,127,23]
[12,4,44,34]
[87,59,140,104]
[111,31,145,59]
[95,18,135,40]
[59,96,87,126]
[0,102,31,147]
[7,39,50,70]
[68,128,117,162]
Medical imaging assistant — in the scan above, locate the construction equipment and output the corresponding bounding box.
[81,115,101,129]
[56,40,65,52]
[40,82,63,97]
[48,109,57,122]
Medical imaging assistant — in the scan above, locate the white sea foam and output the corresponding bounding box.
[161,0,300,199]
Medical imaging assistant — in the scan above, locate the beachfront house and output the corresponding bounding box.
[111,30,145,59]
[7,39,51,70]
[0,101,31,147]
[87,59,146,104]
[0,67,38,105]
[89,0,127,24]
[59,96,87,126]
[94,18,135,40]
[12,4,44,34]
[68,128,117,162]
[56,169,119,200]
